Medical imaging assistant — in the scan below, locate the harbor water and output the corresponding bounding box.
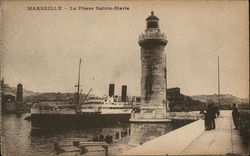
[2,113,187,156]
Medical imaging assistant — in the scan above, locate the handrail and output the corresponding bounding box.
[139,32,166,41]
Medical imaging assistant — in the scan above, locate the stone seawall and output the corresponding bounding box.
[121,119,204,155]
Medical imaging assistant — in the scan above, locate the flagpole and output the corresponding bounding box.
[218,56,220,107]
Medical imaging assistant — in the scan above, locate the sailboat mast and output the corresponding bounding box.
[76,58,81,106]
[218,56,220,107]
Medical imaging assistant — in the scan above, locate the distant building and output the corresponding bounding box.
[16,83,23,102]
[167,87,205,111]
[2,94,16,113]
[3,94,15,102]
[167,87,185,102]
[15,83,26,112]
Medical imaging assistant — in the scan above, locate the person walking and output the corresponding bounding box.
[99,134,104,141]
[203,104,212,130]
[232,103,239,129]
[211,103,217,129]
[207,104,213,130]
[215,105,220,117]
[200,107,209,130]
[104,135,109,144]
[115,132,119,139]
[109,135,113,143]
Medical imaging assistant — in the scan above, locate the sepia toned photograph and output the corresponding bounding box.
[0,0,249,155]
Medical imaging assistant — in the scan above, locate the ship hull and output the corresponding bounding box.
[30,113,131,129]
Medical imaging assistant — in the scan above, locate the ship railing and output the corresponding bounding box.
[139,32,166,41]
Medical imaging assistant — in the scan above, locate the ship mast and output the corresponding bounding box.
[76,58,81,106]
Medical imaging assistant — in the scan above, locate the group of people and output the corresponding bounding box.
[92,130,130,144]
[201,103,220,130]
[92,134,113,144]
[201,102,240,131]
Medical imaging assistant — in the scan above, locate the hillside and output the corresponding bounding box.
[2,84,89,102]
[24,92,77,102]
[191,94,248,105]
[3,84,248,105]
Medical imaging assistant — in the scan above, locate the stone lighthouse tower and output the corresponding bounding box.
[138,11,168,119]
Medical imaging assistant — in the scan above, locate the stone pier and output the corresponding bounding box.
[122,111,249,155]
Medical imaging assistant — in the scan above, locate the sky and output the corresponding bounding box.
[2,0,249,98]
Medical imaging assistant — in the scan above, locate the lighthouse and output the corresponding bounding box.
[138,11,169,120]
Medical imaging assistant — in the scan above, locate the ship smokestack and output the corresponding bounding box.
[109,84,115,97]
[121,85,127,102]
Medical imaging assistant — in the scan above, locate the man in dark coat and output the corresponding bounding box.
[99,134,104,141]
[109,135,113,143]
[232,103,239,129]
[105,135,111,144]
[207,104,213,130]
[201,107,209,130]
[203,104,213,130]
[211,103,218,129]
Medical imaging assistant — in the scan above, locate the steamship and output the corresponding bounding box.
[30,96,134,128]
[30,59,135,128]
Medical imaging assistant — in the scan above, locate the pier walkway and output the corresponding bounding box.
[122,111,249,155]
